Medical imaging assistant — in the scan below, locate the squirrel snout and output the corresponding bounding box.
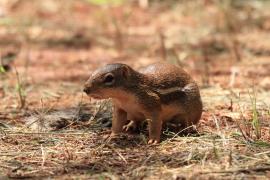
[83,83,92,94]
[83,87,91,94]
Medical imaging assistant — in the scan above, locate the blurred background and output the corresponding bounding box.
[0,0,270,109]
[1,1,270,179]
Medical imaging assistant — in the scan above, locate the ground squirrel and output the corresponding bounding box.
[83,63,202,144]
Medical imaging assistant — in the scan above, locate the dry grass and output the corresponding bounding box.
[1,0,270,179]
[1,87,270,179]
[1,122,270,179]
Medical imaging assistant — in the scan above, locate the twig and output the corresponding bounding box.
[159,31,167,61]
[41,145,46,168]
[198,166,270,175]
[5,132,89,135]
[14,66,26,109]
[106,144,127,164]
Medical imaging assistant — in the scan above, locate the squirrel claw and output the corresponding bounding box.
[148,139,159,144]
[122,121,136,132]
[122,125,129,132]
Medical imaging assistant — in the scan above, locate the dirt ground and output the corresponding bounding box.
[1,0,270,179]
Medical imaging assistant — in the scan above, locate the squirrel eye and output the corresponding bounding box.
[103,73,115,85]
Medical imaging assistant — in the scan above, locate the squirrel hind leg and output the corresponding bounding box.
[165,114,197,135]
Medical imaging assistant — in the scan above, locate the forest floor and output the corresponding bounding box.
[1,0,270,179]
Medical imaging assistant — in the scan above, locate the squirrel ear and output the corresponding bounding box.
[121,65,130,79]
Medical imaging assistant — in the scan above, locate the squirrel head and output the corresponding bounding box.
[83,63,131,99]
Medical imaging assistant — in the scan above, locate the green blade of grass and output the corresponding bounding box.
[0,66,6,73]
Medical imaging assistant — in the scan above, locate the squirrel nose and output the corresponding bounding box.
[83,86,91,94]
[83,87,88,93]
[83,79,93,94]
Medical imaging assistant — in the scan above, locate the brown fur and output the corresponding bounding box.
[83,62,203,144]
